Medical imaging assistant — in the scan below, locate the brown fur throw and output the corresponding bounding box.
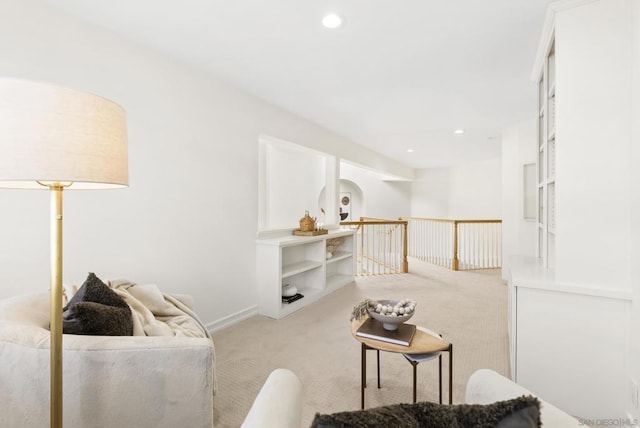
[311,395,540,428]
[62,273,133,336]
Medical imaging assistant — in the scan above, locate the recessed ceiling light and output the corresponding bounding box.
[322,13,344,29]
[454,129,465,134]
[407,149,414,153]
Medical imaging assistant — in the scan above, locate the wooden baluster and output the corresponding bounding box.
[392,224,396,273]
[388,224,391,274]
[364,224,368,275]
[427,221,435,263]
[421,219,425,262]
[463,223,467,270]
[375,225,379,274]
[428,220,431,263]
[490,224,498,268]
[427,221,431,264]
[429,220,431,263]
[437,222,440,266]
[476,224,480,269]
[360,224,364,275]
[453,221,459,270]
[402,222,408,273]
[460,223,464,270]
[415,219,420,261]
[388,224,392,274]
[439,222,443,266]
[498,223,502,268]
[435,220,439,267]
[482,223,487,268]
[485,223,495,268]
[383,224,387,274]
[435,221,438,266]
[373,225,377,275]
[478,223,482,268]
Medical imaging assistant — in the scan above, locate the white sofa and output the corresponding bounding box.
[0,292,215,428]
[242,368,580,428]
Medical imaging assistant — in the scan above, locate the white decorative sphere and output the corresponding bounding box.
[367,299,417,330]
[282,285,298,297]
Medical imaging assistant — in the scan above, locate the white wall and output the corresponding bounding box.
[411,157,502,219]
[265,144,326,230]
[630,0,640,420]
[339,162,412,220]
[501,119,538,279]
[0,0,412,328]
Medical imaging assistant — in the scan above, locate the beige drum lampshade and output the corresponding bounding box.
[0,77,128,189]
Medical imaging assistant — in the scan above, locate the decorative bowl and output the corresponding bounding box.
[367,299,416,331]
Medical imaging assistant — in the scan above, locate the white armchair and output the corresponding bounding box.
[0,291,215,428]
[242,368,302,428]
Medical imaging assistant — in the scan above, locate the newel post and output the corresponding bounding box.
[452,221,459,270]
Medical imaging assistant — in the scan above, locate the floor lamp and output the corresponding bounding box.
[0,78,128,428]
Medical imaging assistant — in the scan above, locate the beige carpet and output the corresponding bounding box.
[211,259,510,427]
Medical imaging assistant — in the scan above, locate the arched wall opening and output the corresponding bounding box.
[317,179,364,223]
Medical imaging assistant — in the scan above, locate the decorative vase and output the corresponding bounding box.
[299,210,315,232]
[282,284,297,297]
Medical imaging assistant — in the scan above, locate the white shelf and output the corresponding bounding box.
[326,274,353,291]
[326,251,352,264]
[282,260,323,278]
[257,229,356,319]
[279,288,322,317]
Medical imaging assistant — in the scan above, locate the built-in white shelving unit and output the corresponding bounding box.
[508,0,637,420]
[256,229,356,319]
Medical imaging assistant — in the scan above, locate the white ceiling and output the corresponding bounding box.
[47,0,554,170]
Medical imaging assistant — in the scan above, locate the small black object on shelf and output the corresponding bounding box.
[282,293,304,304]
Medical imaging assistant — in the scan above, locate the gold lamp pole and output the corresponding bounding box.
[49,183,68,428]
[51,184,63,427]
[0,78,128,428]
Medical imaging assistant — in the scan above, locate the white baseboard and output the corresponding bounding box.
[206,305,257,334]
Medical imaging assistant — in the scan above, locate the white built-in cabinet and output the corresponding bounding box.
[256,229,355,319]
[508,0,636,420]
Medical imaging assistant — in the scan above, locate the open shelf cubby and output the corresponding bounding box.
[256,229,355,319]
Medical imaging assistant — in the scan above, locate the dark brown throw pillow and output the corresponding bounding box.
[62,272,133,336]
[310,395,541,428]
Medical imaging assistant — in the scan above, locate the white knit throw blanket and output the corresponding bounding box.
[106,279,211,339]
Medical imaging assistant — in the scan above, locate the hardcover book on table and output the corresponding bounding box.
[282,293,304,304]
[356,317,416,346]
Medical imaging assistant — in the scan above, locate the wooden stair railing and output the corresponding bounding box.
[340,217,408,275]
[400,217,502,270]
